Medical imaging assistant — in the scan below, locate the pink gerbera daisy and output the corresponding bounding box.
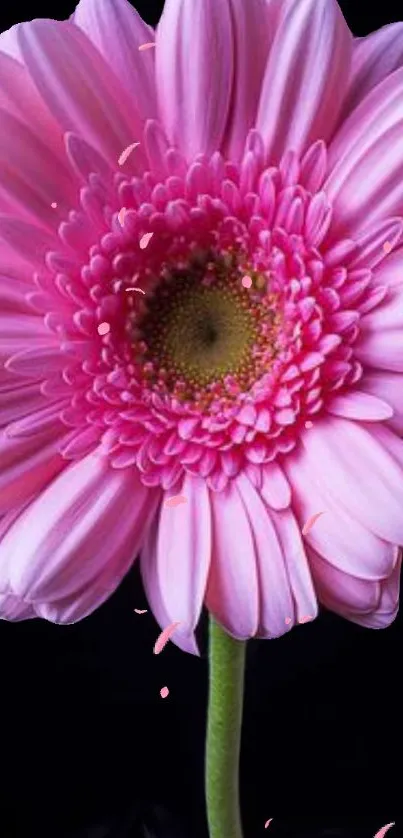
[1,0,403,654]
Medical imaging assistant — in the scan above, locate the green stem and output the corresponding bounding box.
[205,617,246,838]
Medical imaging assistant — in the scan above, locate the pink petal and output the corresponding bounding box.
[156,0,234,158]
[260,462,291,510]
[236,475,294,636]
[0,593,37,621]
[308,546,382,615]
[342,23,403,121]
[300,417,403,544]
[0,215,57,267]
[0,426,66,515]
[360,371,403,434]
[285,444,397,581]
[17,20,144,166]
[0,453,160,603]
[0,52,65,158]
[372,244,403,289]
[141,474,211,655]
[355,287,403,372]
[326,391,394,421]
[0,108,76,227]
[325,66,403,237]
[257,0,352,164]
[0,23,23,61]
[205,480,259,639]
[222,0,274,162]
[73,0,158,120]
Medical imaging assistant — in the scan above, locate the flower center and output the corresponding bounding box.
[132,251,282,408]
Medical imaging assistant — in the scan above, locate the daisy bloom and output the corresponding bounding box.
[1,0,403,655]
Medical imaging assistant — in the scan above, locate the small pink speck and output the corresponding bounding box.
[304,421,313,429]
[160,686,169,699]
[139,42,156,51]
[118,142,140,166]
[140,232,154,250]
[134,609,148,614]
[264,819,273,829]
[374,824,395,838]
[242,275,252,289]
[97,322,110,336]
[285,617,292,624]
[51,202,57,208]
[302,511,326,535]
[118,207,126,226]
[164,494,187,508]
[299,615,313,624]
[383,241,393,254]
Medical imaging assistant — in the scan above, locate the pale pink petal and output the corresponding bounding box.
[285,444,397,580]
[311,545,401,630]
[256,0,352,164]
[269,507,318,623]
[342,23,403,121]
[355,331,403,373]
[0,382,47,427]
[205,480,259,639]
[308,546,382,615]
[141,474,211,655]
[0,215,58,267]
[325,66,403,237]
[326,391,393,421]
[0,23,23,61]
[0,452,160,603]
[0,426,66,515]
[351,551,401,629]
[0,593,37,621]
[260,462,291,509]
[0,108,77,226]
[299,417,403,544]
[355,287,403,372]
[221,0,275,162]
[237,475,317,634]
[156,0,233,159]
[371,245,403,290]
[0,53,65,157]
[360,371,403,434]
[236,474,294,635]
[17,20,144,166]
[73,0,158,120]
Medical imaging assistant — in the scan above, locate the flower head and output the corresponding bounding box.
[1,0,403,652]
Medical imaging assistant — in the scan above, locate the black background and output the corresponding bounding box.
[1,1,403,837]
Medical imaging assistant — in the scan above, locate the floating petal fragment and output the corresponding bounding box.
[374,824,395,838]
[134,609,148,614]
[264,819,273,829]
[302,511,326,535]
[97,322,110,336]
[160,686,169,698]
[139,42,156,51]
[140,232,154,250]
[118,207,126,226]
[118,142,140,166]
[164,494,187,508]
[154,621,182,655]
